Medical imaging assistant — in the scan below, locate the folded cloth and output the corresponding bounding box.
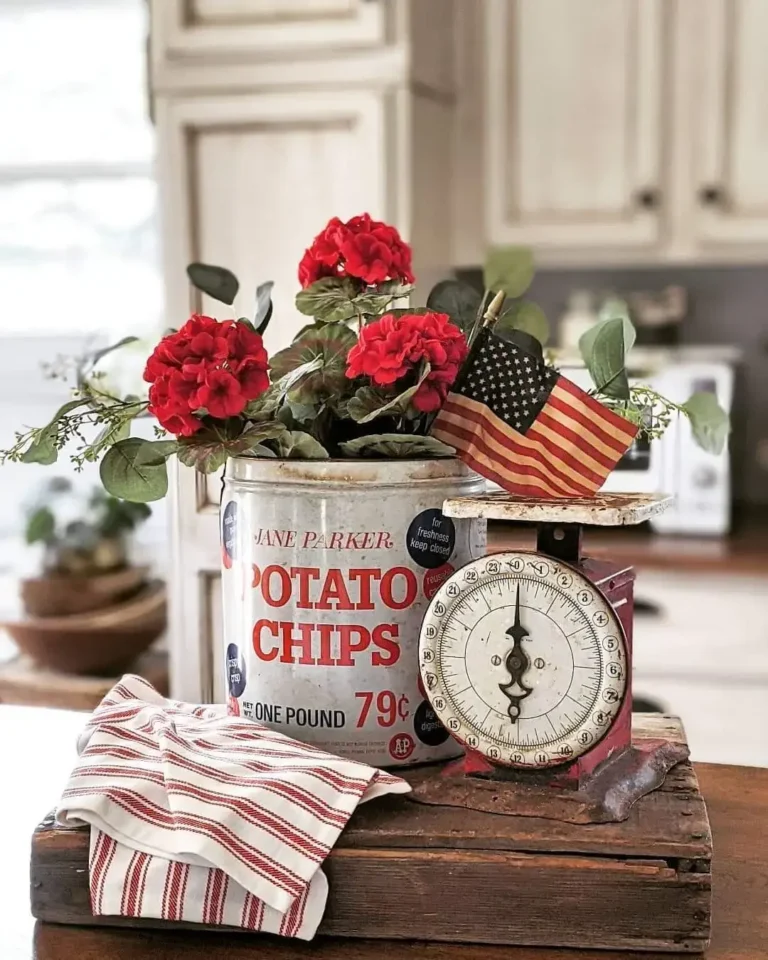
[57,675,411,939]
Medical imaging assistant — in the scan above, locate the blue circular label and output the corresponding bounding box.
[226,642,246,698]
[222,501,238,562]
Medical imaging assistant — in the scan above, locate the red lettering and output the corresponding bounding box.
[252,619,279,661]
[375,532,394,550]
[372,623,401,666]
[290,566,320,609]
[348,568,381,610]
[329,532,344,549]
[317,568,354,611]
[316,622,335,666]
[251,565,261,589]
[262,565,291,606]
[380,566,418,610]
[337,624,371,666]
[302,531,318,549]
[279,621,316,665]
[360,532,375,549]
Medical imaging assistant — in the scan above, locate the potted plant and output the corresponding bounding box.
[1,214,728,763]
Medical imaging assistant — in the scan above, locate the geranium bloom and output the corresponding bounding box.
[346,311,468,413]
[143,315,269,437]
[298,213,414,288]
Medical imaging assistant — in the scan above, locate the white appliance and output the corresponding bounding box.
[560,348,737,536]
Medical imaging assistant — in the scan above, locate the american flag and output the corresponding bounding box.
[431,329,639,498]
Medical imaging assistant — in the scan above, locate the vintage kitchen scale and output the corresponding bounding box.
[28,491,713,954]
[414,491,692,818]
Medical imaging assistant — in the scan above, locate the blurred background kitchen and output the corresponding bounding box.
[0,0,765,765]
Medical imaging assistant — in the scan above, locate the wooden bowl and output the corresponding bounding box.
[20,566,149,619]
[2,581,166,675]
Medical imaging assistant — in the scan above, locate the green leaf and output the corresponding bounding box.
[483,247,535,298]
[383,307,432,320]
[496,300,550,345]
[176,441,229,474]
[99,438,169,502]
[25,506,55,545]
[246,443,277,458]
[347,363,431,424]
[187,262,240,306]
[254,281,274,335]
[579,315,636,400]
[84,417,132,462]
[134,439,179,465]
[236,422,286,451]
[681,392,730,455]
[89,336,140,368]
[273,431,329,459]
[20,398,84,465]
[352,283,415,317]
[295,278,359,323]
[426,280,482,333]
[269,323,357,402]
[339,434,455,458]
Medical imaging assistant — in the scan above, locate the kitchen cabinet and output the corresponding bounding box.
[690,0,768,249]
[456,0,768,266]
[484,0,665,254]
[632,570,768,767]
[150,0,456,701]
[151,0,387,66]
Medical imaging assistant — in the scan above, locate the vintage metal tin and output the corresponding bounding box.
[220,457,487,767]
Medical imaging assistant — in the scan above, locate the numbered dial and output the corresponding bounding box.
[419,551,627,768]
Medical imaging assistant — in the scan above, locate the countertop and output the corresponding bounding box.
[2,705,768,960]
[487,508,768,576]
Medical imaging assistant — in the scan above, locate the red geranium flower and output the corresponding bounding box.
[298,213,414,289]
[193,369,246,419]
[346,311,467,413]
[143,315,269,437]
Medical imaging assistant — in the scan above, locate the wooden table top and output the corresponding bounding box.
[3,704,767,960]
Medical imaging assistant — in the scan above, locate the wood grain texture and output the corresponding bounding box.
[30,720,712,952]
[23,763,768,960]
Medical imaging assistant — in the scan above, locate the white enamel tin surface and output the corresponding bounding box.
[419,551,627,768]
[220,457,487,767]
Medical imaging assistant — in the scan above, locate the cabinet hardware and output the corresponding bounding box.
[699,185,725,206]
[635,188,660,209]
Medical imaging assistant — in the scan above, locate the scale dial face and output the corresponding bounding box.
[419,551,627,768]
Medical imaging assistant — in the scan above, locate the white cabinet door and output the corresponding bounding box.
[157,88,403,700]
[156,89,392,357]
[690,0,768,247]
[153,0,386,62]
[485,0,666,251]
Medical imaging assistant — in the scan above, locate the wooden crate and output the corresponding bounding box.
[29,716,712,952]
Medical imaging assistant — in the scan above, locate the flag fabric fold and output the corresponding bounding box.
[431,329,638,498]
[56,675,410,939]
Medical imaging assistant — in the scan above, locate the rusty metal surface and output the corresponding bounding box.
[442,492,674,526]
[408,732,690,825]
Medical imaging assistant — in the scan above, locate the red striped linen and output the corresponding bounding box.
[57,675,410,939]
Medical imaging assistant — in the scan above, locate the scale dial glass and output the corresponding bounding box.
[419,551,627,768]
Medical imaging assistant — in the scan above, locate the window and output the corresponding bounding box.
[0,0,160,336]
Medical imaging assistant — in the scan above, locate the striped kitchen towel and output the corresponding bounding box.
[56,675,410,939]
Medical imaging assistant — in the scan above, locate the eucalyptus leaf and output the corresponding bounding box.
[25,506,55,545]
[578,316,636,399]
[245,443,277,458]
[273,431,329,459]
[681,392,730,455]
[496,300,550,346]
[254,281,274,335]
[295,278,359,323]
[20,398,84,465]
[84,418,132,462]
[187,262,240,306]
[89,336,140,367]
[134,439,179,466]
[99,438,169,502]
[483,247,535,298]
[426,280,482,333]
[339,434,455,458]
